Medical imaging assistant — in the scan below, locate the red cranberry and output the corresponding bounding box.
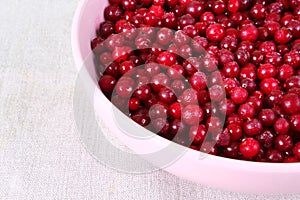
[182,104,204,125]
[122,0,137,11]
[119,60,135,75]
[177,14,195,29]
[256,129,275,148]
[280,93,300,114]
[171,80,187,95]
[157,52,177,67]
[189,72,207,91]
[191,36,209,52]
[257,64,277,80]
[158,88,177,104]
[223,61,240,78]
[284,51,300,69]
[99,75,117,94]
[258,109,276,126]
[246,96,263,112]
[230,87,248,104]
[129,97,140,111]
[227,0,240,13]
[240,138,260,158]
[275,135,294,152]
[227,123,243,141]
[274,118,290,135]
[151,73,170,92]
[250,4,266,19]
[189,124,207,144]
[179,88,198,105]
[284,76,300,90]
[274,28,293,44]
[266,149,284,162]
[206,23,225,42]
[169,102,182,119]
[239,25,259,42]
[290,114,300,132]
[212,1,226,14]
[226,113,243,126]
[293,142,300,160]
[115,77,135,98]
[251,50,265,66]
[259,78,280,95]
[104,5,123,22]
[243,119,263,136]
[238,103,255,119]
[186,1,204,19]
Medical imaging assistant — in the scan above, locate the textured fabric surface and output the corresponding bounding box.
[1,0,300,199]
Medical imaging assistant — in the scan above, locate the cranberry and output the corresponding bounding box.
[185,1,204,19]
[167,64,185,79]
[191,36,209,52]
[226,114,243,126]
[115,77,135,98]
[257,63,277,80]
[119,60,135,75]
[290,114,300,132]
[287,20,300,39]
[274,118,290,135]
[243,119,263,136]
[206,23,225,42]
[266,149,284,162]
[189,72,207,91]
[162,12,177,29]
[280,93,300,114]
[200,12,215,23]
[169,102,182,119]
[259,78,280,94]
[238,103,255,119]
[104,5,123,22]
[239,25,259,42]
[209,85,226,102]
[171,80,187,95]
[228,0,240,13]
[158,88,177,104]
[179,88,198,105]
[293,142,300,160]
[230,87,248,104]
[284,51,300,69]
[212,1,226,14]
[151,73,169,92]
[240,138,260,158]
[177,14,195,29]
[258,109,276,126]
[241,78,257,93]
[224,142,240,158]
[173,30,190,46]
[256,129,275,148]
[223,61,240,78]
[235,49,250,66]
[275,135,294,152]
[99,75,117,94]
[284,76,300,90]
[250,4,266,19]
[182,104,204,125]
[220,36,238,51]
[274,28,293,44]
[157,52,177,66]
[251,50,265,66]
[189,124,207,144]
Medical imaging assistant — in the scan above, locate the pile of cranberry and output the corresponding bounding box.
[92,0,300,162]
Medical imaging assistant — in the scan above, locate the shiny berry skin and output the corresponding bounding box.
[151,73,170,92]
[243,119,263,136]
[128,97,140,111]
[235,49,250,66]
[209,85,226,102]
[259,78,280,94]
[104,5,123,22]
[115,77,135,98]
[240,138,260,158]
[169,102,182,119]
[167,64,185,79]
[189,124,207,144]
[280,93,300,114]
[290,114,300,132]
[239,25,259,42]
[258,109,276,126]
[256,129,275,148]
[238,103,255,119]
[228,0,240,13]
[149,5,164,17]
[220,36,238,51]
[259,64,277,81]
[134,85,151,101]
[223,61,240,78]
[284,51,300,69]
[162,12,177,29]
[212,1,226,14]
[189,72,207,91]
[159,88,177,104]
[227,123,243,141]
[177,14,195,29]
[274,118,290,135]
[119,60,135,75]
[182,104,204,125]
[278,64,295,82]
[293,142,300,160]
[99,75,117,94]
[122,0,137,11]
[157,52,177,67]
[266,149,284,162]
[250,4,266,19]
[206,23,225,42]
[179,88,198,105]
[186,1,204,19]
[274,28,293,44]
[230,87,248,104]
[275,135,294,152]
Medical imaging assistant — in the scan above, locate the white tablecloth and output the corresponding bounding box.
[1,0,300,199]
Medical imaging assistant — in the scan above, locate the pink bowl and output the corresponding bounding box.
[71,0,300,194]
